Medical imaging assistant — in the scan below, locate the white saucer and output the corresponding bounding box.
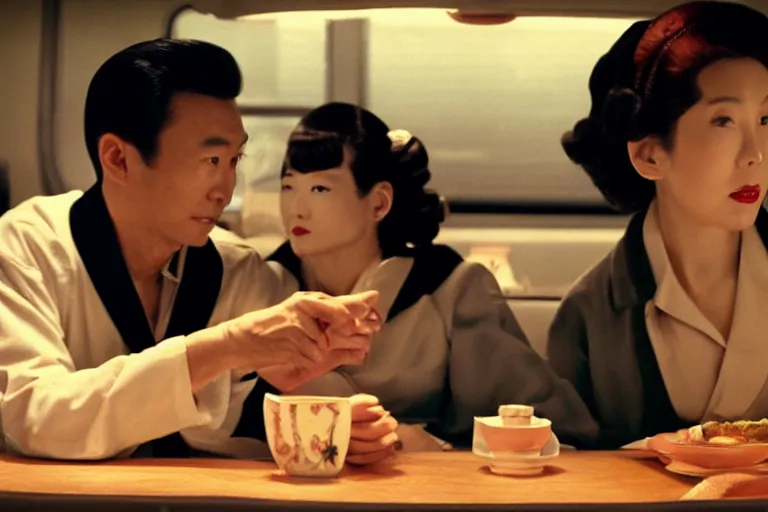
[473,433,560,476]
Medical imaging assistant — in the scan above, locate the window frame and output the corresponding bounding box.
[166,6,625,216]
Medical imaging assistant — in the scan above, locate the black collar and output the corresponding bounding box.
[69,184,225,457]
[69,184,224,352]
[267,241,463,321]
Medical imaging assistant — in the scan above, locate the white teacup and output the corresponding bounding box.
[263,393,352,477]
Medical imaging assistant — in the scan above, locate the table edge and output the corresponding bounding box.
[0,490,766,511]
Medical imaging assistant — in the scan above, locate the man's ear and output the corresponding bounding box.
[627,136,670,182]
[98,133,131,186]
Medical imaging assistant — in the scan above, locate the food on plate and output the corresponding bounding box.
[677,419,768,445]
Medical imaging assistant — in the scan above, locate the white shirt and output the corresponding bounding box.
[0,190,294,460]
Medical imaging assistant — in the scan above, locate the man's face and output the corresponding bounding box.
[125,92,248,247]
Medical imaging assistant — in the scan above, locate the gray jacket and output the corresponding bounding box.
[269,242,600,448]
[547,207,768,449]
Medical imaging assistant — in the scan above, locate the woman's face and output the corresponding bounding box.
[280,147,388,258]
[647,57,768,231]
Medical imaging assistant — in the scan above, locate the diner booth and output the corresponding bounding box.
[1,0,768,509]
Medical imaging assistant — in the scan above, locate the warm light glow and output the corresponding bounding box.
[237,8,634,32]
[237,8,445,24]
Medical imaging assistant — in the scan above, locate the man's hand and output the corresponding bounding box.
[346,394,399,466]
[224,291,382,391]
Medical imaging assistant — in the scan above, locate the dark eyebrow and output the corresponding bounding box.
[200,134,249,148]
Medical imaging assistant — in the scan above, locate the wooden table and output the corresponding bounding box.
[0,451,765,511]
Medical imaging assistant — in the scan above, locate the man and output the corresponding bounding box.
[0,38,397,462]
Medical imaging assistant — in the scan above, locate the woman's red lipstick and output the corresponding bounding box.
[729,185,761,204]
[292,226,311,236]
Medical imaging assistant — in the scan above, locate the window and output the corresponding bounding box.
[172,9,637,222]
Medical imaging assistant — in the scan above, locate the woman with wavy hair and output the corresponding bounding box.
[268,102,598,451]
[548,1,768,449]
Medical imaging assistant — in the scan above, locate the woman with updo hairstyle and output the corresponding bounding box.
[268,102,598,452]
[548,1,768,449]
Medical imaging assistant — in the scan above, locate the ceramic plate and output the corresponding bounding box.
[648,433,768,470]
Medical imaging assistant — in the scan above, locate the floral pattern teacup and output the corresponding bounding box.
[263,393,352,477]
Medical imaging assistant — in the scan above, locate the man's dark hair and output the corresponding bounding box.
[84,38,242,181]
